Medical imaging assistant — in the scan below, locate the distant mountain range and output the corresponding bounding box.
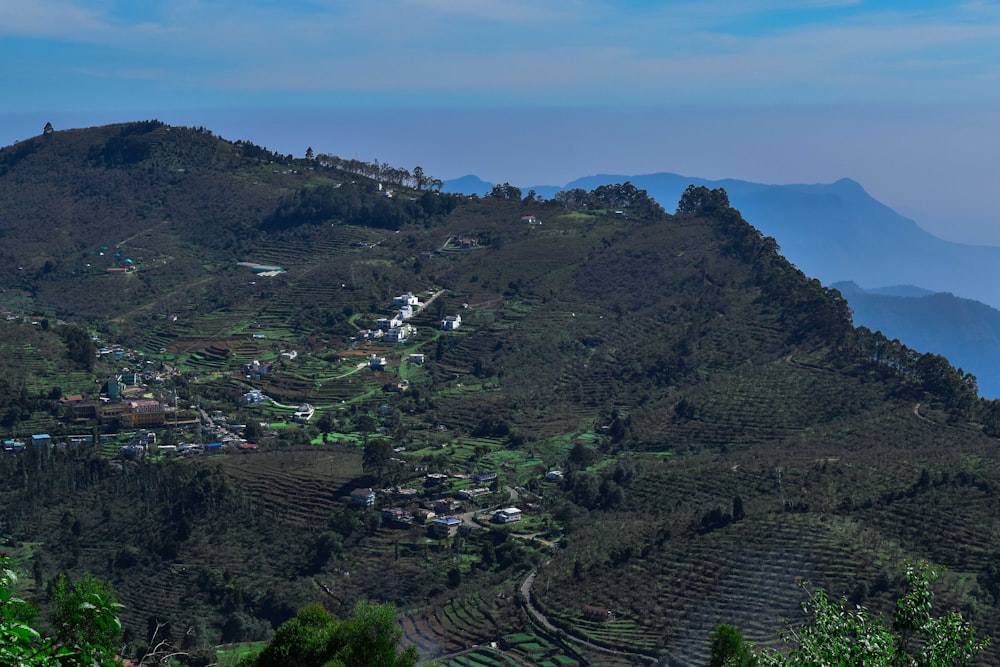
[445,173,1000,311]
[445,172,1000,397]
[832,282,1000,398]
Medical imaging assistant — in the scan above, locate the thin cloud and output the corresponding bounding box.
[0,0,109,38]
[6,0,1000,107]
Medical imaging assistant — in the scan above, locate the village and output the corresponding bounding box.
[1,285,558,544]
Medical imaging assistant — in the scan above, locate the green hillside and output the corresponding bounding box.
[0,122,998,666]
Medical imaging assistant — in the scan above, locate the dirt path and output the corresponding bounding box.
[417,289,446,313]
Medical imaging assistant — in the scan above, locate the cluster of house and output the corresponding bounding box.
[371,292,422,344]
[3,434,94,455]
[346,469,524,539]
[351,290,462,363]
[118,430,156,459]
[59,373,182,430]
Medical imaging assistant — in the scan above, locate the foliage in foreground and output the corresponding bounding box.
[0,556,121,667]
[741,563,988,666]
[237,600,418,667]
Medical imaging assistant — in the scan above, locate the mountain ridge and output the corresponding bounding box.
[445,171,1000,309]
[834,280,1000,398]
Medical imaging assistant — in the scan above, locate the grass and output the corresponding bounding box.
[216,641,267,666]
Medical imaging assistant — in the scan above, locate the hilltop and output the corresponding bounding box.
[1,122,1000,666]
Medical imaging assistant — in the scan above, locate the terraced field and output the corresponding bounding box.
[212,448,362,525]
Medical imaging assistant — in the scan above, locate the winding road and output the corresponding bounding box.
[519,569,659,666]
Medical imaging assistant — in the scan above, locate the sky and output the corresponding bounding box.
[3,0,1000,243]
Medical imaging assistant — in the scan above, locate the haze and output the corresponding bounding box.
[3,0,1000,244]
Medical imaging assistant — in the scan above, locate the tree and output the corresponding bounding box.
[488,182,522,200]
[355,414,377,447]
[412,166,428,191]
[49,572,123,662]
[243,419,263,443]
[709,624,756,667]
[43,121,54,135]
[755,563,988,666]
[362,438,393,483]
[732,495,745,521]
[238,600,417,667]
[58,325,95,372]
[0,555,122,667]
[305,146,314,160]
[676,185,730,215]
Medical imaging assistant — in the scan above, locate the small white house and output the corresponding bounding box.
[350,488,376,507]
[377,315,403,330]
[440,314,462,331]
[385,325,413,344]
[393,292,420,307]
[368,354,387,370]
[493,507,522,524]
[409,353,425,364]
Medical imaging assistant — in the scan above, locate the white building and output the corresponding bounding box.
[493,507,522,524]
[393,292,420,307]
[377,315,403,330]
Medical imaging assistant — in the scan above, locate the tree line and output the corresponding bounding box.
[314,154,442,191]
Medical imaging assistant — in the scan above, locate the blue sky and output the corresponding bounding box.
[3,0,1000,242]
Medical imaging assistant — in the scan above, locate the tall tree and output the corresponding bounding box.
[363,438,393,484]
[412,166,428,191]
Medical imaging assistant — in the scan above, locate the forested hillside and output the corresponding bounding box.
[2,122,1000,666]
